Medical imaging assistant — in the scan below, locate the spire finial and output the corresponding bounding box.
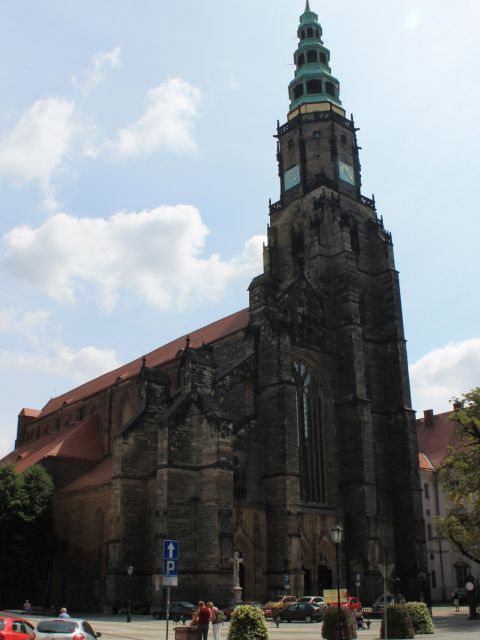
[305,0,311,11]
[185,335,191,349]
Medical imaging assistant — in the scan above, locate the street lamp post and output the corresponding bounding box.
[330,524,343,640]
[126,565,133,623]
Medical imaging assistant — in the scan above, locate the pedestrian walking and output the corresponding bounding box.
[23,600,32,615]
[59,607,70,619]
[207,602,222,640]
[194,601,211,640]
[452,591,460,612]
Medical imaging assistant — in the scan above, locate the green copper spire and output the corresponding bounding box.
[288,3,342,113]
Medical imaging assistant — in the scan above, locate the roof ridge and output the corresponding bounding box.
[36,308,249,419]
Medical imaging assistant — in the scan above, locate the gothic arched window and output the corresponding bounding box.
[292,361,326,503]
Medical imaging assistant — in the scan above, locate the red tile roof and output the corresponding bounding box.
[1,414,104,472]
[19,408,41,418]
[416,410,460,468]
[419,452,434,471]
[60,456,112,493]
[38,308,249,419]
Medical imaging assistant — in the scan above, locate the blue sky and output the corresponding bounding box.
[0,0,479,456]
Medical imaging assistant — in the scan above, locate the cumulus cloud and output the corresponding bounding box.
[0,343,119,383]
[0,307,119,383]
[410,338,480,413]
[72,46,121,94]
[2,206,265,312]
[0,98,76,210]
[404,8,423,30]
[0,308,50,339]
[108,78,201,157]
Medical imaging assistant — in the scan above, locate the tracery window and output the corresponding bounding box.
[292,361,326,503]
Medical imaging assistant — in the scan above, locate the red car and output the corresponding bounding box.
[329,596,362,612]
[342,597,362,612]
[0,616,35,639]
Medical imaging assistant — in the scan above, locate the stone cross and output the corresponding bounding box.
[230,551,243,589]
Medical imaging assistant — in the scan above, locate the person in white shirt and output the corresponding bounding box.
[207,601,221,640]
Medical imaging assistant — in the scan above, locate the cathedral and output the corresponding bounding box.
[4,2,426,611]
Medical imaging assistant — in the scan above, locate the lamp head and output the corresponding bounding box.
[127,565,134,576]
[330,523,343,544]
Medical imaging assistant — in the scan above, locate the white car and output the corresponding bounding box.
[29,618,102,640]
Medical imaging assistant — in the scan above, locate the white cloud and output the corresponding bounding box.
[0,343,119,383]
[72,46,121,94]
[404,8,423,30]
[108,78,201,157]
[0,98,76,210]
[0,307,119,383]
[410,338,480,413]
[2,206,265,312]
[0,308,50,339]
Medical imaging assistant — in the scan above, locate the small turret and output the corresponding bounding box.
[288,2,343,116]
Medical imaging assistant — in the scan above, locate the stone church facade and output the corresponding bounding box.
[4,3,426,611]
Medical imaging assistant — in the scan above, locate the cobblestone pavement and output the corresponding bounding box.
[16,606,480,640]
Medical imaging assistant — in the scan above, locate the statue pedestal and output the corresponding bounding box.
[233,586,243,603]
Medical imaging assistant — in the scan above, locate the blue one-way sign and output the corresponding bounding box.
[163,539,179,560]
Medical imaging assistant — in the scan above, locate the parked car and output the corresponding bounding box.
[152,601,197,621]
[296,595,326,606]
[372,594,406,615]
[329,596,362,611]
[275,602,324,623]
[28,618,102,639]
[343,596,362,611]
[0,615,35,640]
[262,595,296,618]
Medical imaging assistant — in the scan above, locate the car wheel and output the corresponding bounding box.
[305,615,312,623]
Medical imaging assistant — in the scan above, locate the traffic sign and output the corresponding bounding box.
[164,558,178,577]
[163,540,179,560]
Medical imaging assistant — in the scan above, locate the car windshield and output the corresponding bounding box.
[37,620,78,633]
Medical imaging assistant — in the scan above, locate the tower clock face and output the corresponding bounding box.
[338,160,355,186]
[284,164,301,191]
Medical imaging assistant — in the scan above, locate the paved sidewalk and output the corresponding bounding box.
[8,605,480,639]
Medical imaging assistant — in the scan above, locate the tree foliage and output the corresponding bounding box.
[436,387,480,564]
[379,605,414,639]
[321,607,357,640]
[0,463,55,607]
[406,602,434,634]
[227,605,269,640]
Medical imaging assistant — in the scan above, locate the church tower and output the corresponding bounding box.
[249,2,426,600]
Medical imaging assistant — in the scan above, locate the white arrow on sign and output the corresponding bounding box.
[167,542,176,558]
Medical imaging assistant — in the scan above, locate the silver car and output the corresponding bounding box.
[30,618,102,639]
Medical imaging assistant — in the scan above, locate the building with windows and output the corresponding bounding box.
[417,407,476,602]
[2,2,425,611]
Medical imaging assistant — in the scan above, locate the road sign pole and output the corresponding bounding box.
[166,585,171,640]
[163,539,179,640]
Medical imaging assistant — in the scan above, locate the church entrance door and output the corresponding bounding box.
[317,565,332,593]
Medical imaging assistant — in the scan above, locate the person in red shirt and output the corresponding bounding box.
[194,600,211,640]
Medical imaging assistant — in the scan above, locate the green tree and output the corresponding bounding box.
[227,605,269,640]
[436,387,480,564]
[0,463,55,607]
